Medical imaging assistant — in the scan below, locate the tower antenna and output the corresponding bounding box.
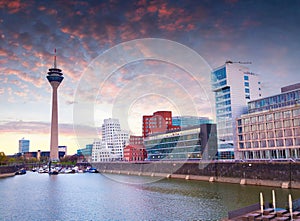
[54,48,57,69]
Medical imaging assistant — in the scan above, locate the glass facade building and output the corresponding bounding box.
[172,116,213,128]
[19,138,29,153]
[144,124,217,161]
[211,62,261,159]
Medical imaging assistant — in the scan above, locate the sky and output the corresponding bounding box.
[0,0,300,155]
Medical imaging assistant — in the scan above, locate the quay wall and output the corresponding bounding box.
[92,161,300,188]
[0,165,20,178]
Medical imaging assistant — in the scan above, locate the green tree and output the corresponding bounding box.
[0,152,7,165]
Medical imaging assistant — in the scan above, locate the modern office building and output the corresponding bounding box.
[47,49,64,161]
[77,144,93,156]
[77,144,93,162]
[236,83,300,160]
[91,140,112,162]
[113,131,129,159]
[211,61,262,159]
[144,124,217,161]
[19,138,29,153]
[142,111,180,138]
[102,118,121,144]
[92,118,129,162]
[172,116,213,128]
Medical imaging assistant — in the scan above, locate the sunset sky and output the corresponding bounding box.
[0,0,300,155]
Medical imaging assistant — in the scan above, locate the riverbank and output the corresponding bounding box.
[0,165,21,178]
[92,161,300,189]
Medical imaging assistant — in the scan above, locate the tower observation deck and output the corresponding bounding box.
[47,49,64,161]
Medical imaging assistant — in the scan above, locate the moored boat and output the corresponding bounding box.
[15,168,26,175]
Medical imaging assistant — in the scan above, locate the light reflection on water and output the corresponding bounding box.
[1,172,300,221]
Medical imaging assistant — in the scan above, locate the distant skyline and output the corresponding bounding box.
[0,0,300,155]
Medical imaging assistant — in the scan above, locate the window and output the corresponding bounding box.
[259,124,265,130]
[274,112,282,120]
[258,116,265,122]
[284,129,293,136]
[251,117,257,123]
[266,122,273,130]
[212,67,226,82]
[283,120,291,128]
[244,82,249,87]
[275,130,283,137]
[283,110,291,119]
[267,131,274,138]
[260,140,266,148]
[293,108,300,117]
[276,139,284,147]
[252,133,258,139]
[268,140,275,147]
[266,114,273,121]
[275,121,282,129]
[259,132,266,139]
[244,75,249,81]
[294,118,300,127]
[285,138,293,146]
[245,88,250,93]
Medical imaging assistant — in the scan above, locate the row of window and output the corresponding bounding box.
[238,109,300,125]
[239,129,297,140]
[248,90,300,112]
[238,119,300,133]
[239,137,300,149]
[241,148,300,160]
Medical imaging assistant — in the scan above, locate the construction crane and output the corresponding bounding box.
[225,60,252,64]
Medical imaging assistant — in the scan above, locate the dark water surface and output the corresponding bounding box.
[1,172,300,221]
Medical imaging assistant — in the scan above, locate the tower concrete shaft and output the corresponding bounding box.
[49,82,60,160]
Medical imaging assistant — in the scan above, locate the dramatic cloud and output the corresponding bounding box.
[0,0,300,154]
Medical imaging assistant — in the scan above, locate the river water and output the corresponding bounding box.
[1,172,300,221]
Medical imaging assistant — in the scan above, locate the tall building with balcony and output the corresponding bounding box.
[211,61,262,159]
[19,138,29,153]
[236,83,300,160]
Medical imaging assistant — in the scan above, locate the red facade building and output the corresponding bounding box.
[123,145,147,162]
[142,111,180,137]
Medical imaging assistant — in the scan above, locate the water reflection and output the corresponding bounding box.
[1,172,300,220]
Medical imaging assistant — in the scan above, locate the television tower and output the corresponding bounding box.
[47,49,64,161]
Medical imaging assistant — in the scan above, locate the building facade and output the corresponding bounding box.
[91,140,113,162]
[92,118,129,162]
[172,116,213,128]
[211,61,262,159]
[19,138,29,153]
[142,111,180,138]
[144,124,217,161]
[129,135,144,145]
[123,145,147,161]
[237,83,300,160]
[113,131,129,159]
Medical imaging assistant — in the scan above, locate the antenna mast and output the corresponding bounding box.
[54,48,57,69]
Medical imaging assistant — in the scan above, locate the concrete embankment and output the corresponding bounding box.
[0,165,21,178]
[92,161,300,189]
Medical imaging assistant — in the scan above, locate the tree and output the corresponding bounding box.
[0,152,7,165]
